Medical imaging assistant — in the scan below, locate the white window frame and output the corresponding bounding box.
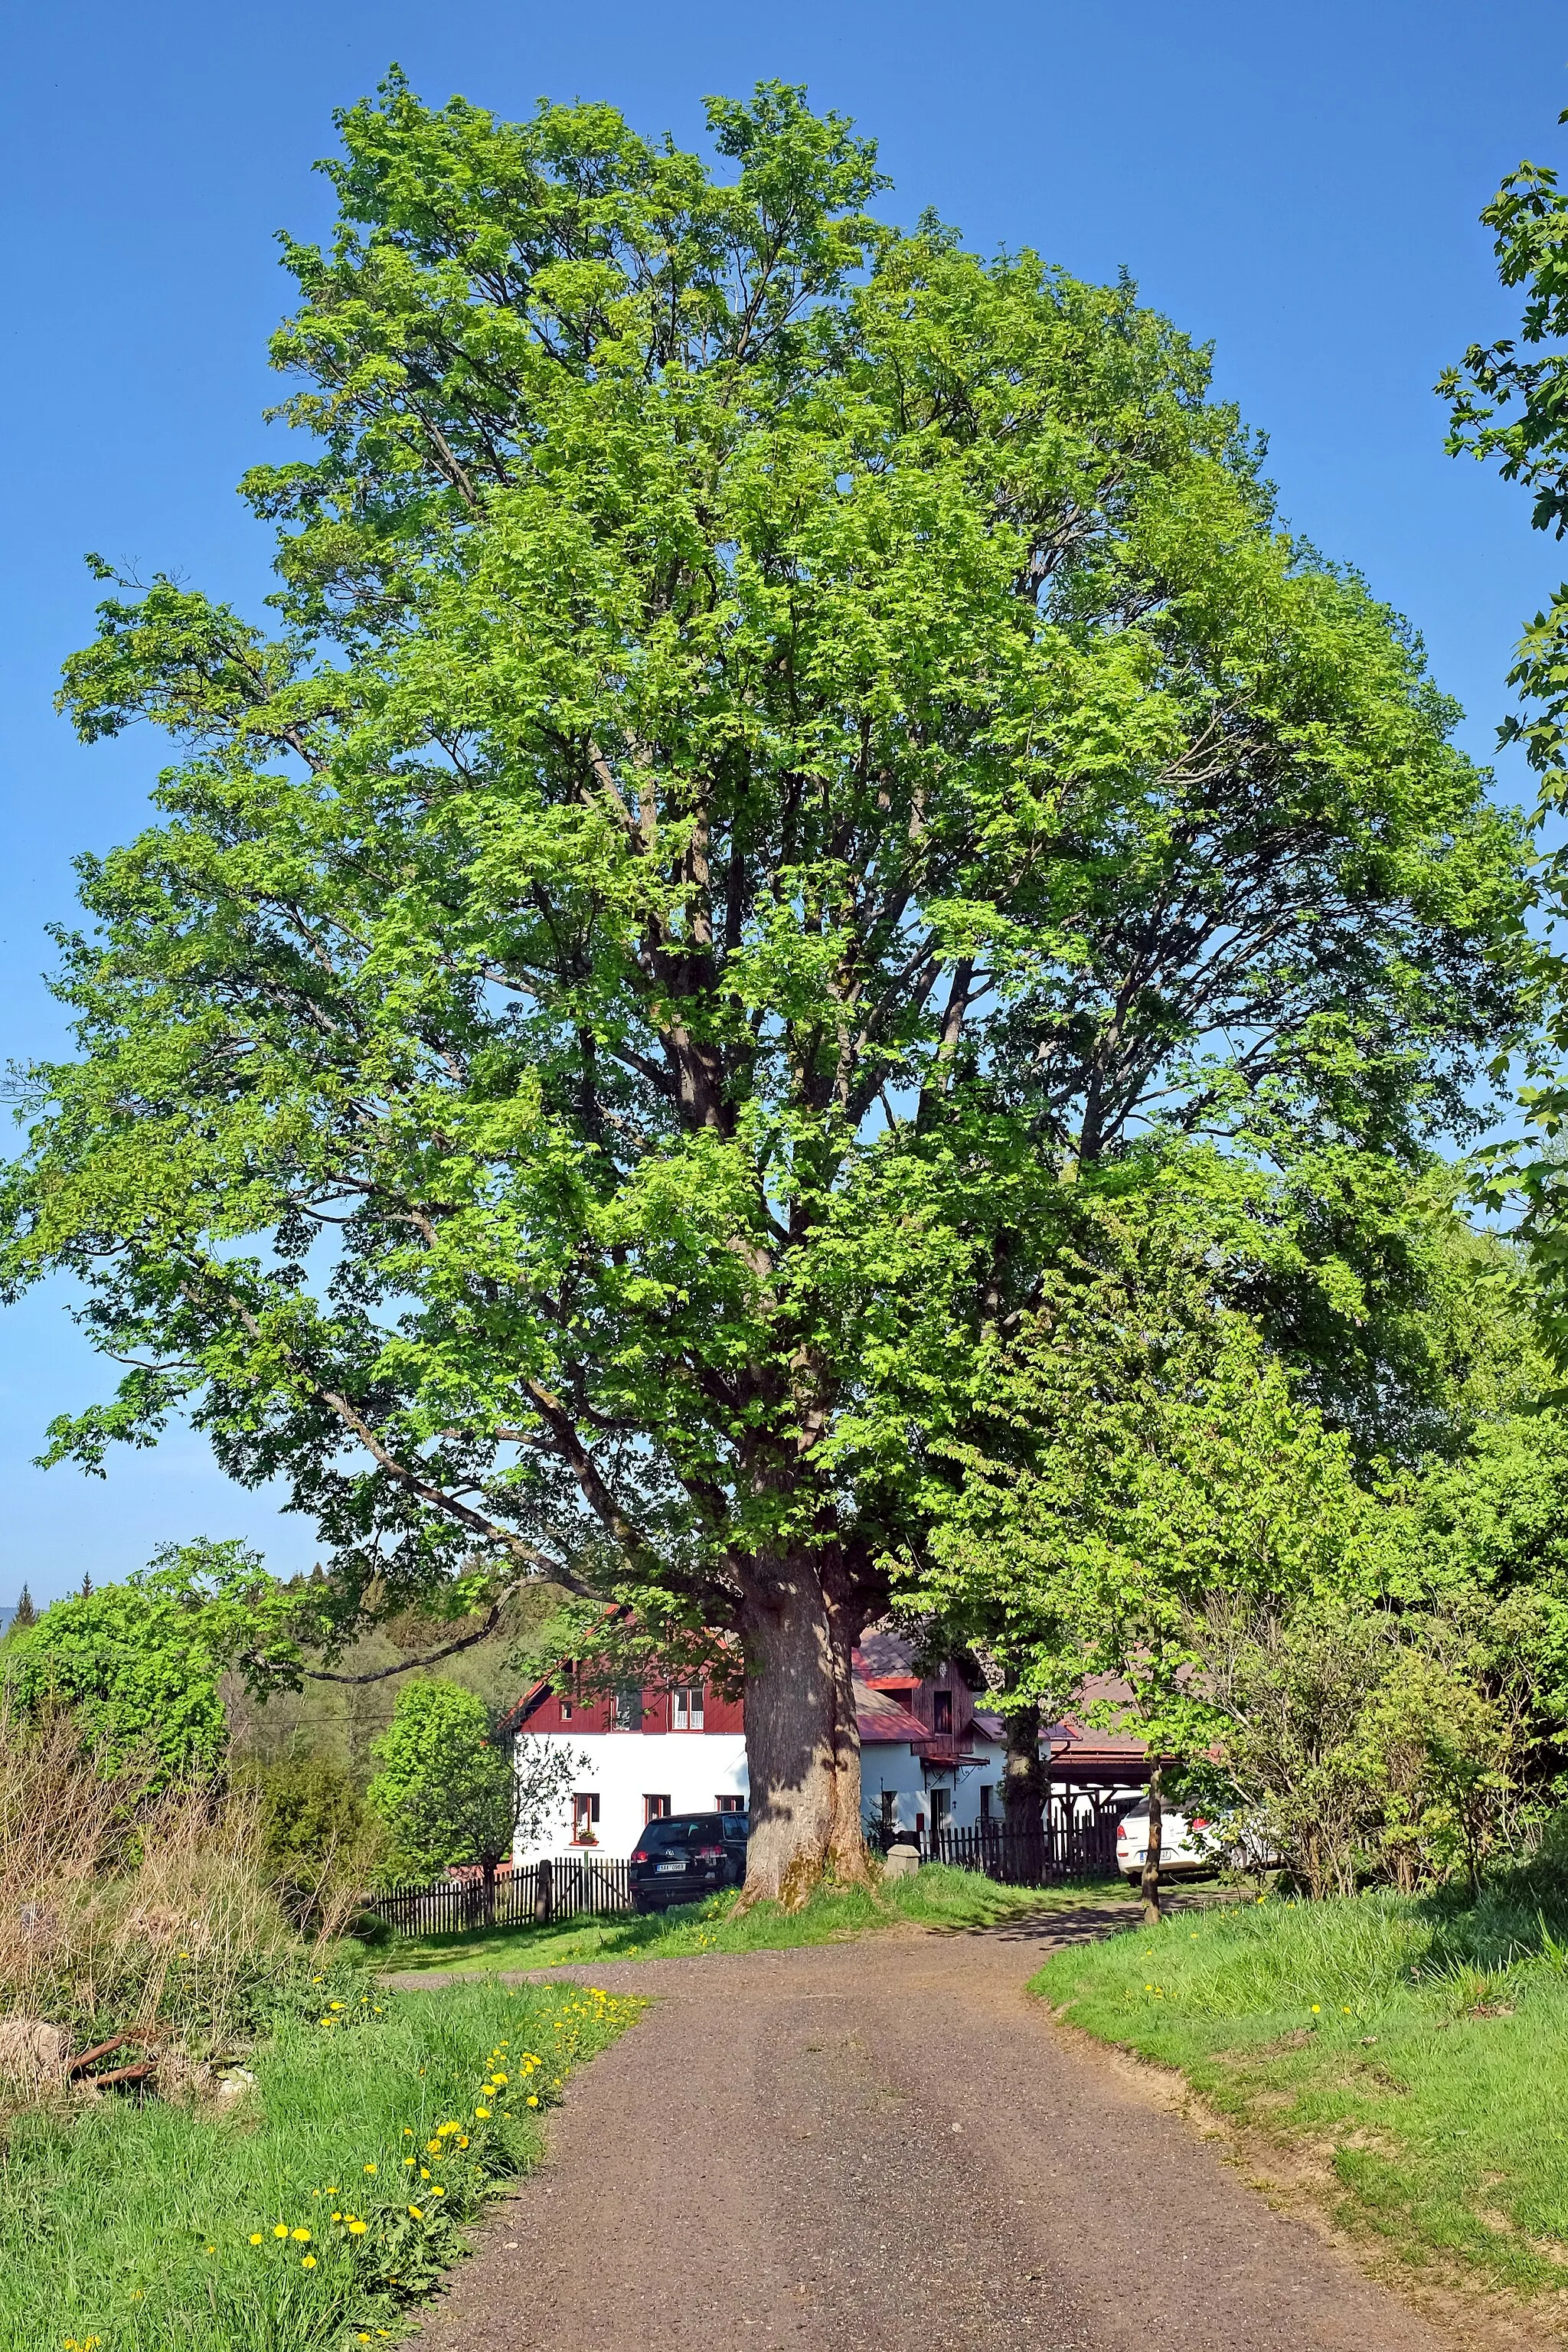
[671,1684,705,1731]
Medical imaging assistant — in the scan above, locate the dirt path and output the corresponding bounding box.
[391,1906,1445,2352]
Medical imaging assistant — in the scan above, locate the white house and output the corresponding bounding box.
[503,1629,1011,1861]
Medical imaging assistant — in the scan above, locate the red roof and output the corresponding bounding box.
[854,1681,931,1744]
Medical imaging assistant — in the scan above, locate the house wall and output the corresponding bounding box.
[515,1728,1008,1858]
[515,1726,749,1860]
[511,1657,1008,1858]
[858,1740,1006,1841]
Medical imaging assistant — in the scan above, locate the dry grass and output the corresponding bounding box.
[0,1704,317,2086]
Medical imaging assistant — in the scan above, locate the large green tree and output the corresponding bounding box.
[0,77,1539,1899]
[365,1677,573,1913]
[900,1181,1397,1916]
[3,1541,287,1785]
[1444,101,1568,1347]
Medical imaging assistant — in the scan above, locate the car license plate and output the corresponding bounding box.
[656,1860,685,1873]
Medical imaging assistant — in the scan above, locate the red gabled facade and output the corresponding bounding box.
[516,1677,746,1737]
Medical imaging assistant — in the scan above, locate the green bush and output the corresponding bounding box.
[238,1755,381,1881]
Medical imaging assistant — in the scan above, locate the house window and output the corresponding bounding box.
[671,1684,705,1730]
[979,1782,996,1823]
[560,1660,576,1721]
[931,1787,952,1833]
[879,1790,896,1839]
[644,1794,671,1823]
[716,1794,745,1813]
[571,1792,600,1844]
[613,1684,643,1731]
[933,1690,953,1734]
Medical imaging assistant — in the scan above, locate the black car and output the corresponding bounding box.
[627,1812,749,1911]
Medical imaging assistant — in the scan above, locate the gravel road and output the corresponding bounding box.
[390,1905,1444,2352]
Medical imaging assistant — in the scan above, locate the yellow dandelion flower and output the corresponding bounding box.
[301,2254,317,2269]
[249,2233,263,2246]
[348,2219,368,2236]
[273,2223,289,2239]
[408,2205,423,2220]
[432,2185,446,2197]
[292,2228,311,2243]
[475,2106,491,2118]
[363,2162,377,2174]
[527,2094,539,2107]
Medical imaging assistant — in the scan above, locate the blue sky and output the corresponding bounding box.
[1,0,1565,1606]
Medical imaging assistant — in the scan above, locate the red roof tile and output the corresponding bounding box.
[854,1680,930,1743]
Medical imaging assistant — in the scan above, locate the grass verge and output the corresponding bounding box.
[384,1864,1132,1977]
[0,1973,640,2351]
[1033,1884,1568,2302]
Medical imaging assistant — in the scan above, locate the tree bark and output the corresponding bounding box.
[1141,1762,1164,1926]
[1003,1700,1047,1880]
[481,1855,498,1927]
[738,1557,873,1907]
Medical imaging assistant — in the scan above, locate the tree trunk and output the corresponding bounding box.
[1141,1762,1164,1927]
[481,1855,498,1927]
[1003,1700,1047,1881]
[738,1557,872,1908]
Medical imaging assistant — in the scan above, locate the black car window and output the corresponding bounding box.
[720,1816,749,1843]
[640,1820,689,1848]
[685,1817,724,1843]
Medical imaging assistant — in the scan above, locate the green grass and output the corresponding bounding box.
[0,1974,640,2352]
[384,1864,1131,1977]
[1034,1883,1568,2298]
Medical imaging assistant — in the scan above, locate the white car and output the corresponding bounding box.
[1115,1807,1217,1880]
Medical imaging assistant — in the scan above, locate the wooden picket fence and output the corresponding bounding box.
[931,1812,1121,1885]
[366,1854,633,1939]
[366,1812,1122,1937]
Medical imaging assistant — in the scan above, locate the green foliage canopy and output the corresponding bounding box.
[3,1541,282,1783]
[0,74,1542,1883]
[365,1677,521,1878]
[900,1185,1394,1756]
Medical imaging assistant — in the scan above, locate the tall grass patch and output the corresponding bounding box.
[0,1706,329,2066]
[0,1975,640,2351]
[1035,1887,1568,2296]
